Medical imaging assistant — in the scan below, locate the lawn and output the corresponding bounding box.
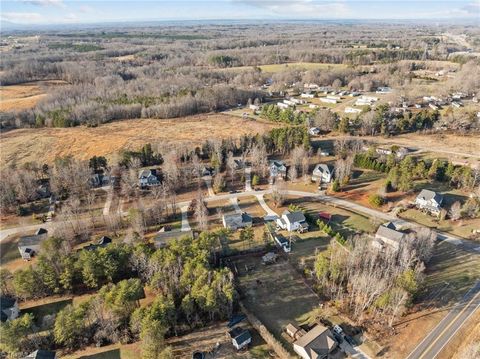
[21,298,72,329]
[235,255,321,347]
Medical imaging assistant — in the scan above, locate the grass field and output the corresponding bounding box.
[0,114,278,169]
[236,255,321,347]
[226,62,347,73]
[0,80,67,111]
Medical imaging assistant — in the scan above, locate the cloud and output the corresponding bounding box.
[78,5,94,13]
[1,12,44,23]
[22,0,65,8]
[461,2,480,14]
[238,0,351,18]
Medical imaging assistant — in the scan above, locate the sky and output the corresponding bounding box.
[1,0,479,25]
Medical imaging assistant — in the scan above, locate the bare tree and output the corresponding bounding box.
[194,190,208,231]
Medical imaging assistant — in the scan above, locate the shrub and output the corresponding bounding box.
[331,180,340,192]
[252,174,260,186]
[368,194,385,207]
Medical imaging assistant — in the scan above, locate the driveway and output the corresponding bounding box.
[203,176,216,197]
[245,166,252,191]
[180,204,192,232]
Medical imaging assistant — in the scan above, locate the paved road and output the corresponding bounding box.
[406,281,480,359]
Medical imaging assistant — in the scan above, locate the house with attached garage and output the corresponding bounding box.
[222,212,253,230]
[415,189,443,215]
[312,164,334,183]
[293,324,337,359]
[18,228,48,260]
[373,222,406,250]
[0,296,19,322]
[277,210,309,232]
[138,169,160,187]
[269,160,287,181]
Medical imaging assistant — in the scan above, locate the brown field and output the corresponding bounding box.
[0,80,67,112]
[0,114,278,168]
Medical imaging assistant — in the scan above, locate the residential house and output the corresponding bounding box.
[308,127,321,136]
[138,169,160,187]
[345,107,362,114]
[320,97,337,104]
[376,86,392,94]
[233,159,245,170]
[301,93,315,99]
[374,222,406,250]
[286,323,307,340]
[262,252,278,264]
[276,210,309,232]
[277,102,290,109]
[18,228,48,260]
[0,296,19,322]
[23,350,57,359]
[249,104,260,111]
[82,236,112,251]
[154,230,193,249]
[90,173,110,188]
[293,324,337,359]
[273,233,291,253]
[201,166,216,177]
[269,160,287,180]
[429,103,439,111]
[415,189,443,215]
[222,212,253,230]
[309,104,319,109]
[229,327,252,350]
[312,164,334,183]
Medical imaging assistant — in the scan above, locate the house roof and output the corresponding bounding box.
[223,213,252,225]
[18,233,46,248]
[0,296,16,310]
[284,211,306,224]
[286,323,301,335]
[233,329,251,345]
[138,169,157,179]
[23,350,56,359]
[36,228,48,235]
[154,230,193,248]
[376,225,405,244]
[270,160,286,169]
[417,189,443,204]
[313,164,333,175]
[293,325,336,358]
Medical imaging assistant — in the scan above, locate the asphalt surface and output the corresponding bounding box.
[406,281,480,359]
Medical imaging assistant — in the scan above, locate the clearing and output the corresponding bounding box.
[0,80,67,112]
[226,62,347,73]
[0,114,278,169]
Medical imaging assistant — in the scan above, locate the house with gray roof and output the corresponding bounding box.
[269,160,287,181]
[222,212,253,230]
[18,228,48,260]
[374,222,406,250]
[0,296,19,322]
[312,164,334,183]
[138,169,160,187]
[277,210,309,232]
[229,327,252,350]
[293,324,337,359]
[415,189,443,215]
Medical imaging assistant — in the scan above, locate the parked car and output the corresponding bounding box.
[332,325,343,335]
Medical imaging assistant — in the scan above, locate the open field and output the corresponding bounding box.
[0,80,67,112]
[225,62,347,73]
[0,114,278,168]
[235,255,321,347]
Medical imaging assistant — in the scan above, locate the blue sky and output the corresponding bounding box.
[1,1,479,24]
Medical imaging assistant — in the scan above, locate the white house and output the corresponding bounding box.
[320,97,337,104]
[301,93,315,99]
[18,228,48,260]
[308,127,321,136]
[249,104,260,111]
[0,296,19,322]
[283,99,296,106]
[269,160,287,180]
[312,164,334,183]
[139,169,160,187]
[376,86,392,94]
[277,102,290,109]
[273,233,291,253]
[309,104,319,109]
[276,210,308,232]
[345,107,362,114]
[415,189,443,215]
[293,324,337,359]
[326,95,341,101]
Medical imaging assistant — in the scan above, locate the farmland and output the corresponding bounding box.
[0,114,278,169]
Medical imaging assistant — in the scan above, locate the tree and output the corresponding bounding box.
[226,151,236,184]
[89,156,108,172]
[252,174,260,186]
[0,269,13,296]
[213,173,226,193]
[194,191,208,230]
[0,314,34,356]
[13,267,40,300]
[239,226,255,249]
[271,180,286,207]
[54,303,88,349]
[449,201,462,221]
[331,179,340,192]
[140,318,168,359]
[368,194,385,207]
